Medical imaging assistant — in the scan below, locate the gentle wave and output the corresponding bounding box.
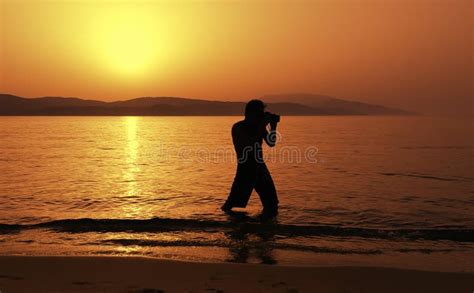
[1,217,473,242]
[98,239,383,255]
[379,172,466,182]
[93,239,460,255]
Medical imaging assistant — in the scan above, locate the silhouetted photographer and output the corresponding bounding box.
[222,99,280,218]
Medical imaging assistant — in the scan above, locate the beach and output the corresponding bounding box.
[0,256,472,292]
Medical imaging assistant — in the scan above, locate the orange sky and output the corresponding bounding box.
[0,0,472,115]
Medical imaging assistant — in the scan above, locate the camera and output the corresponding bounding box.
[265,111,280,123]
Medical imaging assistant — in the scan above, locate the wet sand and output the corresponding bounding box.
[0,256,472,292]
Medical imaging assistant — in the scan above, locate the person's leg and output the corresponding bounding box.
[222,165,255,211]
[254,164,278,215]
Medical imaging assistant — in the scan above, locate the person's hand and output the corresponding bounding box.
[270,120,278,130]
[261,114,271,127]
[263,112,273,125]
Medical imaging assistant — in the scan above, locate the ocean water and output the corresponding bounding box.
[0,116,473,272]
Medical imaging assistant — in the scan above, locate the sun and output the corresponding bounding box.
[94,9,160,76]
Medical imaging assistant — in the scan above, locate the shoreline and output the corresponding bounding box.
[0,255,472,292]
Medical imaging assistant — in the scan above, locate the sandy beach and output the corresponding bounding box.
[0,256,472,292]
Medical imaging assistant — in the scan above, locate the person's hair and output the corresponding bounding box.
[245,99,266,119]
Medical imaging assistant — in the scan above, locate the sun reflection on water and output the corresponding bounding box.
[121,117,142,217]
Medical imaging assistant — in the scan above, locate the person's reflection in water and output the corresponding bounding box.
[222,99,280,219]
[224,212,277,265]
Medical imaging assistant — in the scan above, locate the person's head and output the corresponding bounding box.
[245,99,266,125]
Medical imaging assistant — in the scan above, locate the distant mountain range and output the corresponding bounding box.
[0,93,414,116]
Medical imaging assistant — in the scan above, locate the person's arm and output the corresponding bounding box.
[264,121,278,147]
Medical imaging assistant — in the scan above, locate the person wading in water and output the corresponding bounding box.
[221,99,280,218]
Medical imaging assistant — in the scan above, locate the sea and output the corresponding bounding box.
[0,116,473,272]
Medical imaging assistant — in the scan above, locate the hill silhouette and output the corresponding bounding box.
[262,93,413,115]
[0,93,414,116]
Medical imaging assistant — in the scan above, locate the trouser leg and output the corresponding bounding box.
[224,165,255,208]
[254,164,278,211]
